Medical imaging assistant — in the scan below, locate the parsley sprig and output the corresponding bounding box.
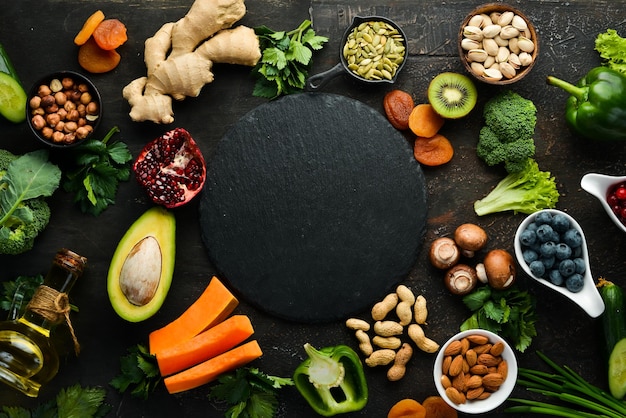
[460,285,538,352]
[63,126,132,216]
[252,19,328,99]
[208,367,294,418]
[109,344,161,400]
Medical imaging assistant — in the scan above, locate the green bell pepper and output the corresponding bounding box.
[293,343,368,416]
[547,67,626,141]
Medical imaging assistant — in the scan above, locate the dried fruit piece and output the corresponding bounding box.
[78,37,121,73]
[133,128,207,208]
[383,89,414,130]
[74,10,106,46]
[93,18,128,50]
[413,134,454,166]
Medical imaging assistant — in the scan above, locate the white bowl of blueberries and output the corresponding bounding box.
[514,209,605,318]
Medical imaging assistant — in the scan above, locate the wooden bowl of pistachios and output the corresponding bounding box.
[458,3,538,85]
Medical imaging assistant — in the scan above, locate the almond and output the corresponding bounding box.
[490,341,505,356]
[442,355,452,374]
[497,359,509,379]
[449,354,464,377]
[465,348,477,366]
[466,386,485,400]
[470,364,489,375]
[482,372,505,388]
[477,391,491,400]
[473,343,493,354]
[466,334,489,345]
[445,387,466,405]
[460,337,470,354]
[441,374,452,389]
[478,353,501,367]
[467,374,483,389]
[452,372,467,392]
[444,340,463,356]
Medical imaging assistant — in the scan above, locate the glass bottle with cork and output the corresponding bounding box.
[0,248,87,397]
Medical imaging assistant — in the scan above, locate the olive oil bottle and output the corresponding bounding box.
[0,249,87,397]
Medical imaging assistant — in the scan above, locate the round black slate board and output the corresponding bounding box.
[199,93,428,323]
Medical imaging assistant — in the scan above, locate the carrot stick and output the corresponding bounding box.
[413,134,454,166]
[408,104,445,138]
[74,10,106,46]
[155,315,254,376]
[149,276,239,355]
[163,340,263,394]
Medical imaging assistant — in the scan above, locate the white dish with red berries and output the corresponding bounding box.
[581,173,626,234]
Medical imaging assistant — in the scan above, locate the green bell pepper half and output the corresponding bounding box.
[547,67,626,141]
[293,343,368,416]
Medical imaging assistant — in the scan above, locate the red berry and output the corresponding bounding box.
[616,186,626,200]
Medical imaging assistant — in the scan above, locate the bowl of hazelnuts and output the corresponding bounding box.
[26,71,101,147]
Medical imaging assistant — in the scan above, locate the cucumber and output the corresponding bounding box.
[598,278,626,399]
[0,42,21,83]
[0,43,26,123]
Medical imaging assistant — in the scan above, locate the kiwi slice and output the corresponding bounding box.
[427,72,477,119]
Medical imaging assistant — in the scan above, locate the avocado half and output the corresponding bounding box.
[107,206,176,322]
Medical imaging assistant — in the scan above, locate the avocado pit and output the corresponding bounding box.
[119,236,162,306]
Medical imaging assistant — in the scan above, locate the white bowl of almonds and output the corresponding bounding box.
[458,3,538,84]
[433,329,518,414]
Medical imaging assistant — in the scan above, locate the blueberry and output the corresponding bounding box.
[522,249,539,264]
[565,273,584,293]
[529,260,546,277]
[573,246,583,258]
[555,243,572,260]
[548,269,564,286]
[519,229,537,247]
[563,228,583,248]
[540,241,556,257]
[540,256,556,270]
[526,222,538,231]
[536,224,555,243]
[559,259,576,277]
[535,211,553,225]
[551,214,571,233]
[573,258,586,274]
[547,230,560,243]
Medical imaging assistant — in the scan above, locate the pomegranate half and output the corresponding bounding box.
[133,128,206,208]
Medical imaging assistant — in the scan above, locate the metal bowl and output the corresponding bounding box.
[458,3,538,85]
[306,15,407,90]
[26,70,102,148]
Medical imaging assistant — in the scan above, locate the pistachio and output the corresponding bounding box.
[512,15,528,31]
[483,67,503,81]
[508,52,521,69]
[468,14,484,28]
[518,51,533,66]
[482,24,501,38]
[500,25,520,40]
[496,46,510,63]
[461,38,481,51]
[498,11,514,26]
[517,36,535,53]
[483,38,499,56]
[470,62,485,77]
[480,13,493,27]
[500,62,517,79]
[483,55,496,68]
[508,37,520,54]
[467,48,488,62]
[494,35,509,47]
[463,25,484,41]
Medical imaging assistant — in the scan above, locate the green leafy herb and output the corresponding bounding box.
[109,343,161,400]
[595,29,626,74]
[460,285,537,352]
[208,367,294,418]
[63,126,132,216]
[0,384,110,418]
[507,351,626,417]
[252,20,328,99]
[1,275,44,317]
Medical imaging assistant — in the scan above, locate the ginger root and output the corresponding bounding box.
[123,0,261,124]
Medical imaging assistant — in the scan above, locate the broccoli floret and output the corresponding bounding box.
[477,91,537,173]
[0,150,53,255]
[474,159,559,216]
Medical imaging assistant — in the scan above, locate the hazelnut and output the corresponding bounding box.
[31,114,46,130]
[429,237,461,269]
[29,96,41,109]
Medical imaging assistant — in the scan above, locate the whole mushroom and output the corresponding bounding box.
[444,264,479,295]
[429,237,461,269]
[454,223,488,258]
[478,249,516,290]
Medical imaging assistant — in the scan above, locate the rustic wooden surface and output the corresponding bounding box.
[0,0,625,416]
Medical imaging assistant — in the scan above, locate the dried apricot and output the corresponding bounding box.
[74,10,105,46]
[78,37,121,74]
[93,19,128,51]
[413,134,454,166]
[383,90,414,130]
[408,104,445,138]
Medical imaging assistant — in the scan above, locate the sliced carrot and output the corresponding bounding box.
[422,396,458,418]
[149,276,239,355]
[74,10,105,46]
[163,340,263,394]
[408,104,445,138]
[413,134,454,166]
[387,398,426,418]
[93,19,128,51]
[78,37,121,74]
[155,315,254,376]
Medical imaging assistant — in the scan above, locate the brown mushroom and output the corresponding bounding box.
[444,264,478,295]
[429,237,461,269]
[482,249,516,289]
[454,223,488,258]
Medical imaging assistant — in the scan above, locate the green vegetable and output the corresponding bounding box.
[477,90,537,173]
[252,20,328,99]
[474,159,559,216]
[507,351,626,417]
[109,343,161,400]
[460,285,537,352]
[1,275,44,317]
[0,149,60,254]
[293,343,368,417]
[0,384,111,418]
[63,126,132,216]
[208,367,294,418]
[595,29,626,74]
[0,43,26,123]
[597,278,626,399]
[547,67,626,141]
